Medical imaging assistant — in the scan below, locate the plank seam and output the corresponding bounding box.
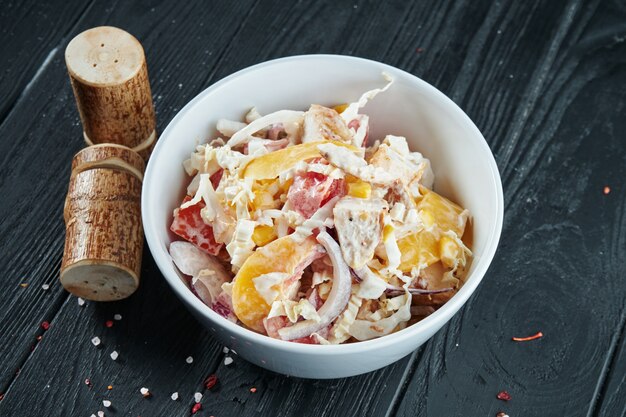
[383,346,426,417]
[586,306,626,417]
[0,293,71,397]
[587,187,626,417]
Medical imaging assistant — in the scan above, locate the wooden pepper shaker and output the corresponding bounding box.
[61,144,145,301]
[65,26,156,160]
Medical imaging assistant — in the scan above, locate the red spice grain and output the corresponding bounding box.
[416,47,424,53]
[191,402,202,414]
[36,335,42,341]
[85,378,92,387]
[496,412,509,417]
[250,387,257,393]
[105,320,114,328]
[0,393,4,401]
[204,374,218,390]
[512,331,543,342]
[603,186,611,195]
[41,321,50,330]
[107,385,113,390]
[497,390,512,401]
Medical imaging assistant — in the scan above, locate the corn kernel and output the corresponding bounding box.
[251,190,277,211]
[348,181,371,199]
[439,236,460,268]
[333,103,349,114]
[252,225,276,247]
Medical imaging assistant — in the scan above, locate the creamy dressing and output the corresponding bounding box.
[169,73,473,344]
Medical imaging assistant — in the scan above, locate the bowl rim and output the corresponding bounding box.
[142,54,504,354]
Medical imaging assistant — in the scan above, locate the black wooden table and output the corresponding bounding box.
[1,1,625,416]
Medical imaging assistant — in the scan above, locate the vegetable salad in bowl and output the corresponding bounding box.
[168,74,472,344]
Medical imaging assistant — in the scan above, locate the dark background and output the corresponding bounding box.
[0,1,624,416]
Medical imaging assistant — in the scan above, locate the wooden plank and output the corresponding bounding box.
[391,0,626,415]
[196,351,419,417]
[206,0,418,83]
[0,1,623,417]
[0,0,93,123]
[0,255,224,416]
[0,0,255,410]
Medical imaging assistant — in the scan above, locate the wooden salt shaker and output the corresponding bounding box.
[61,144,145,301]
[65,26,156,160]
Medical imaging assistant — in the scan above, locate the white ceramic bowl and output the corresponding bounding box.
[142,55,503,379]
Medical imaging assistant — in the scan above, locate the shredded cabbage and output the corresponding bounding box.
[317,143,398,185]
[340,72,394,122]
[227,110,304,148]
[349,292,411,341]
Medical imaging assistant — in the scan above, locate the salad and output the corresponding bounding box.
[169,75,472,344]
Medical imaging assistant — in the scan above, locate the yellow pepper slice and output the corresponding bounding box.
[243,141,358,180]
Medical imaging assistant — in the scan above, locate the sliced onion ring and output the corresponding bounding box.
[278,232,351,341]
[385,284,453,296]
[169,241,216,277]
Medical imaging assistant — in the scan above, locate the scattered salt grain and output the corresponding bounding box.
[113,314,122,321]
[140,387,150,398]
[102,400,111,408]
[78,297,85,306]
[41,284,50,291]
[496,413,509,417]
[90,414,96,417]
[97,411,105,417]
[224,357,233,366]
[222,346,229,354]
[110,351,118,361]
[603,186,611,195]
[194,392,202,403]
[91,337,101,347]
[186,356,193,364]
[171,392,179,401]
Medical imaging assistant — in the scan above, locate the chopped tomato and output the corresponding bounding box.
[287,172,345,218]
[348,117,369,146]
[321,178,346,206]
[348,119,360,130]
[170,196,222,255]
[209,169,223,189]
